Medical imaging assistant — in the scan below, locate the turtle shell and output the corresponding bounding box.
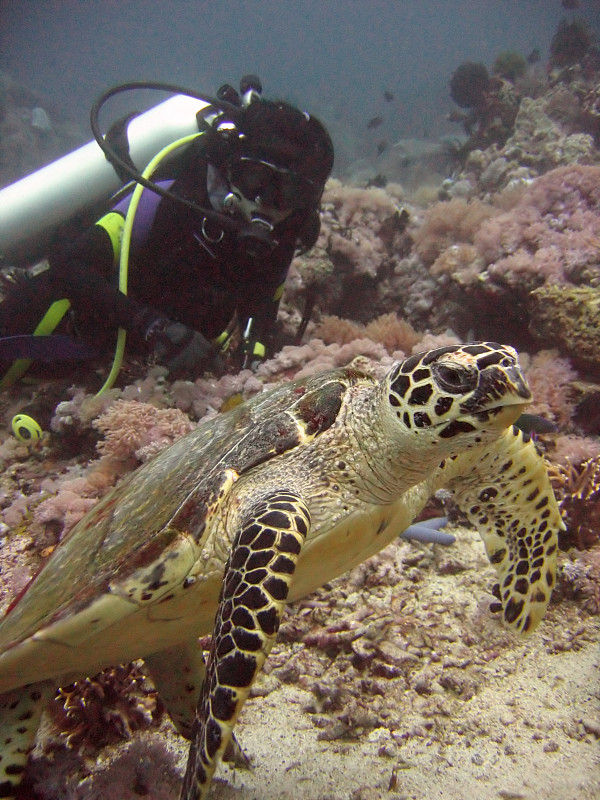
[0,367,367,690]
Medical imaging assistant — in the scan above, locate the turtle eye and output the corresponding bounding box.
[434,363,477,394]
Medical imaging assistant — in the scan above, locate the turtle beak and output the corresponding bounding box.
[461,363,532,431]
[505,365,532,401]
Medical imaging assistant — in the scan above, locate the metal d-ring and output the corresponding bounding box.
[201,217,225,243]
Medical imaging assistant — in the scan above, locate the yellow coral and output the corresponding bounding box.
[314,313,420,354]
[314,315,364,345]
[364,313,420,352]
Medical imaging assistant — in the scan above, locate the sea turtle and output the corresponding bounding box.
[0,342,563,799]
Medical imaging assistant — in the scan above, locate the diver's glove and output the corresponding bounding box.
[145,318,223,377]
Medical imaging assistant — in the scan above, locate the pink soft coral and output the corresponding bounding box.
[321,180,402,279]
[412,197,496,266]
[523,348,577,425]
[474,165,600,288]
[93,400,195,464]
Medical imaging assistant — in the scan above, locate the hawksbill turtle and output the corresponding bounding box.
[0,342,563,799]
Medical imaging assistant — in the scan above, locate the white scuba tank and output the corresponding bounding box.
[0,94,209,261]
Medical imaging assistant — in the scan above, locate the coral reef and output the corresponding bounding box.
[287,178,461,333]
[448,61,520,153]
[410,165,600,352]
[447,84,600,201]
[529,285,600,371]
[411,197,495,267]
[291,179,415,323]
[475,165,600,288]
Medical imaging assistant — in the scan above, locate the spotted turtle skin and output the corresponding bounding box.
[0,343,563,799]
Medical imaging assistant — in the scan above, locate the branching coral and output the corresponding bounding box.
[548,456,600,550]
[50,661,161,751]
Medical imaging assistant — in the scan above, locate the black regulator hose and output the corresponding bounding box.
[89,80,244,233]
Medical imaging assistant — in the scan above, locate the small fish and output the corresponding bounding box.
[367,115,384,130]
[376,140,388,156]
[527,47,541,64]
[383,90,394,102]
[365,173,387,188]
[514,413,557,435]
[220,393,244,413]
[561,0,579,9]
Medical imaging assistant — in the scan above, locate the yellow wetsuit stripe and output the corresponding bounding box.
[95,211,125,265]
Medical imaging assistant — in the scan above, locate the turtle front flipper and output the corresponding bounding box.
[444,426,564,635]
[181,491,310,800]
[0,679,56,796]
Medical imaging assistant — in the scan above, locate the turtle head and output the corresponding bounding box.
[383,342,531,451]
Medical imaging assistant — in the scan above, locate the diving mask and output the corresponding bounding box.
[228,157,320,212]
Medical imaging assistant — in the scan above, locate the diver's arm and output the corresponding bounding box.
[236,275,285,367]
[49,223,146,330]
[235,234,298,365]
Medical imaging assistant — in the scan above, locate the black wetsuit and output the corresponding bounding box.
[0,140,312,362]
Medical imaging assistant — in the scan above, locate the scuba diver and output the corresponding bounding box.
[0,75,334,387]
